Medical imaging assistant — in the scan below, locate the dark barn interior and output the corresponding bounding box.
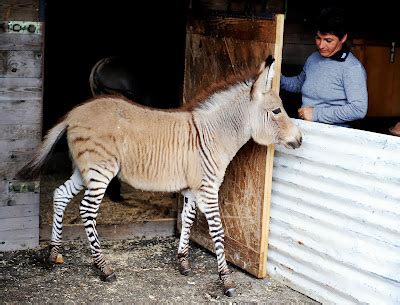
[39,1,190,228]
[43,1,188,133]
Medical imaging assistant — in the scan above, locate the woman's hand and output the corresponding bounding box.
[298,107,314,121]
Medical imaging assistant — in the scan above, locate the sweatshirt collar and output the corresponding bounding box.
[329,45,350,62]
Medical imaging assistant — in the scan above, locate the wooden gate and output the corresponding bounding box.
[0,0,43,251]
[178,13,284,278]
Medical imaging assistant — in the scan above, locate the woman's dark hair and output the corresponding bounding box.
[315,6,347,39]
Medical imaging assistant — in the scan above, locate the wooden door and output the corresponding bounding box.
[0,0,43,251]
[352,40,400,117]
[178,13,284,278]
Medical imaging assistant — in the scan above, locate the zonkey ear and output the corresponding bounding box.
[252,56,275,101]
[265,60,275,92]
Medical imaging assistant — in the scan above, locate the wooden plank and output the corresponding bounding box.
[187,16,277,42]
[0,191,40,207]
[0,226,38,240]
[39,219,176,242]
[258,144,275,277]
[192,0,284,16]
[0,32,42,51]
[259,14,283,277]
[0,99,42,124]
[0,227,39,251]
[0,132,40,179]
[183,37,275,104]
[0,102,42,178]
[272,14,284,93]
[258,15,285,276]
[0,50,42,77]
[0,215,39,232]
[0,78,42,100]
[0,203,39,219]
[0,0,39,21]
[0,123,41,140]
[0,0,42,252]
[0,137,40,158]
[0,161,38,180]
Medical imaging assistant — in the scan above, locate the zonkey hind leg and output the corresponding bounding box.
[48,168,84,265]
[80,172,116,282]
[199,187,237,297]
[177,190,197,275]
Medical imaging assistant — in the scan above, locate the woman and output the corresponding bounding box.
[281,6,368,127]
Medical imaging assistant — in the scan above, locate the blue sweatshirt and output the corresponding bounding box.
[281,51,368,126]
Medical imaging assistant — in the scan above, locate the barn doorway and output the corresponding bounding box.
[40,1,188,239]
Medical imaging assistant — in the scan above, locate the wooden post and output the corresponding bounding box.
[259,13,284,278]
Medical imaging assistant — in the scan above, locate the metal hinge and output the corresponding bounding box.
[1,21,42,34]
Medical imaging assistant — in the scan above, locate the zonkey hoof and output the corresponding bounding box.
[95,264,117,282]
[55,254,64,264]
[34,245,61,269]
[103,272,117,282]
[220,270,237,297]
[224,287,237,297]
[179,260,192,276]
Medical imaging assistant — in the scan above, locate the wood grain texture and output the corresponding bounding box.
[0,227,39,251]
[0,0,42,252]
[0,203,39,219]
[187,17,277,42]
[0,32,42,51]
[0,99,42,123]
[0,0,39,21]
[179,15,284,278]
[0,215,39,232]
[0,123,41,140]
[0,50,42,77]
[0,79,42,100]
[39,219,176,242]
[0,99,42,179]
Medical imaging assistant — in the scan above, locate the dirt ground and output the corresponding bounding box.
[2,154,319,303]
[0,236,319,304]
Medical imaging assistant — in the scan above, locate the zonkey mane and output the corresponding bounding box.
[77,65,259,115]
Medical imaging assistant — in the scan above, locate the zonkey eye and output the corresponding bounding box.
[272,108,281,114]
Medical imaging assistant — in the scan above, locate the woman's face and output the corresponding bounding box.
[315,31,347,58]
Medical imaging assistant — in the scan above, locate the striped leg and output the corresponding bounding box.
[199,186,237,297]
[80,166,116,282]
[177,190,197,275]
[49,168,84,264]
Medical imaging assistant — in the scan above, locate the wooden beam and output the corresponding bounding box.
[39,219,177,241]
[258,13,285,278]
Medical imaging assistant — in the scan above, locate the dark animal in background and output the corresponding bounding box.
[17,56,302,297]
[90,56,181,108]
[89,56,181,201]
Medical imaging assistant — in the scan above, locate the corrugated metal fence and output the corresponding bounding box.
[268,120,400,304]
